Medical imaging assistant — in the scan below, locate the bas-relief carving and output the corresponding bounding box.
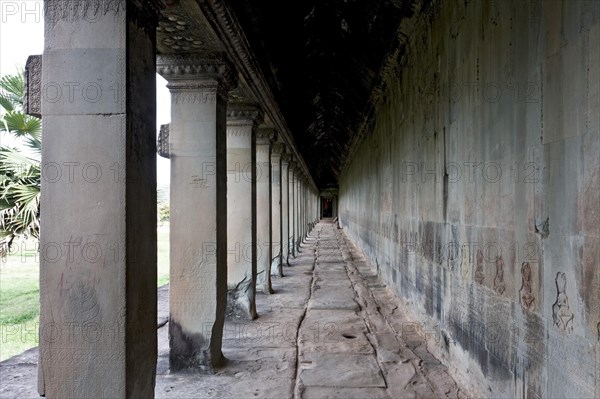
[157,13,205,53]
[519,262,535,312]
[157,123,170,158]
[474,248,485,285]
[156,55,237,91]
[552,272,574,333]
[65,272,100,325]
[493,256,506,295]
[172,91,217,104]
[461,244,469,281]
[45,0,160,32]
[226,128,252,137]
[24,55,42,118]
[44,0,123,25]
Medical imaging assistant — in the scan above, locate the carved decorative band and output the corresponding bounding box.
[24,55,42,118]
[44,0,162,31]
[226,128,252,137]
[271,143,285,155]
[256,145,270,154]
[227,105,264,125]
[157,123,170,158]
[172,90,218,104]
[156,54,237,90]
[256,128,275,145]
[44,0,123,24]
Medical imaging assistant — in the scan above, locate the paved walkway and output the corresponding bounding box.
[0,221,466,398]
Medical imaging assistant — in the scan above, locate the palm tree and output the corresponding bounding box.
[0,72,42,255]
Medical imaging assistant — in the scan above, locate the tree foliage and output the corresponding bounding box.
[0,72,41,255]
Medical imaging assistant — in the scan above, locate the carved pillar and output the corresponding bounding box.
[280,152,291,267]
[287,161,297,261]
[270,143,283,277]
[300,178,306,241]
[296,174,301,249]
[256,128,275,294]
[38,1,161,397]
[302,178,306,242]
[157,54,236,372]
[226,105,263,320]
[293,166,301,254]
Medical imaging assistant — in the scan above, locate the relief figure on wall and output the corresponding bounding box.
[519,262,535,311]
[474,248,485,285]
[552,272,574,333]
[493,256,506,295]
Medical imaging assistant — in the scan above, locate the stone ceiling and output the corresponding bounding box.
[157,0,417,189]
[226,0,417,188]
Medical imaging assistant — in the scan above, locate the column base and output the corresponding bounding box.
[169,320,225,373]
[226,278,258,320]
[271,256,284,277]
[256,270,275,294]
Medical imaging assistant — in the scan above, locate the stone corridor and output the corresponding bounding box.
[1,220,466,398]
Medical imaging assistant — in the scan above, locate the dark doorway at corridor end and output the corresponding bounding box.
[321,197,333,218]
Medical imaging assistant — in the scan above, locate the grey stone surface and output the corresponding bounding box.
[338,1,600,398]
[270,143,284,277]
[37,2,161,397]
[226,106,263,320]
[287,162,297,260]
[280,154,291,267]
[298,353,386,388]
[301,387,391,399]
[256,128,274,294]
[158,54,235,372]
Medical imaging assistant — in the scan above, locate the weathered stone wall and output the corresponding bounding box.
[338,0,599,397]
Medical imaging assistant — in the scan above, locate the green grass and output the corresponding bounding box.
[157,225,170,286]
[0,229,170,361]
[0,238,40,360]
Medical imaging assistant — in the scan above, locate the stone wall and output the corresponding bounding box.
[338,0,599,397]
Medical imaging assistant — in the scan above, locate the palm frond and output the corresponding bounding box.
[0,71,41,256]
[3,112,41,137]
[0,147,39,177]
[0,94,15,112]
[0,74,24,105]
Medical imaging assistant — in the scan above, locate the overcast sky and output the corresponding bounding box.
[0,0,171,185]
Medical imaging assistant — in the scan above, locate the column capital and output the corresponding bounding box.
[257,127,276,145]
[271,142,285,156]
[227,103,264,127]
[281,151,292,163]
[156,53,237,91]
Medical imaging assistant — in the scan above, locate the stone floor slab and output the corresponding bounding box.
[298,353,386,388]
[300,386,391,399]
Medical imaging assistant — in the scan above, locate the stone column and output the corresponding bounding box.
[280,152,291,267]
[38,2,161,397]
[270,143,284,277]
[295,172,302,253]
[226,105,263,320]
[256,128,275,294]
[301,181,306,240]
[157,55,236,372]
[287,161,297,261]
